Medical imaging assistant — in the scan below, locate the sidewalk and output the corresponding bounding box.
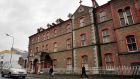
[27,74,140,79]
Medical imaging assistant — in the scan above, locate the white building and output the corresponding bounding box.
[0,51,21,67]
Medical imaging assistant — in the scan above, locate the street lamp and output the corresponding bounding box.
[6,34,14,64]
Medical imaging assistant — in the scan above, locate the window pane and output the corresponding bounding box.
[100,11,106,22]
[127,16,133,25]
[132,43,137,50]
[82,56,88,64]
[121,18,125,26]
[119,11,124,18]
[80,18,84,27]
[128,44,133,51]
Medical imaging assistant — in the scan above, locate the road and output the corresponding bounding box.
[0,74,40,79]
[0,74,140,79]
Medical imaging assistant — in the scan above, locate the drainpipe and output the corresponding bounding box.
[71,16,74,74]
[92,8,102,67]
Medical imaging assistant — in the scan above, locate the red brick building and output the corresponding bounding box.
[95,0,140,67]
[28,4,99,74]
[28,0,140,74]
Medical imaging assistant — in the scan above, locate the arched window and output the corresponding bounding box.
[118,7,133,26]
[126,35,137,52]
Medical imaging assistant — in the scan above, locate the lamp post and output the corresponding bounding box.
[6,34,14,64]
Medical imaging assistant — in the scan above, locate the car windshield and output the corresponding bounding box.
[11,63,22,69]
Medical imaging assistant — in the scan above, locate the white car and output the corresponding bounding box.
[1,62,27,79]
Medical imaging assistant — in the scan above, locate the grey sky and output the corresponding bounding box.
[0,0,110,51]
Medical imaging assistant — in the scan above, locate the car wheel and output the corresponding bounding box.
[8,72,11,78]
[22,76,26,79]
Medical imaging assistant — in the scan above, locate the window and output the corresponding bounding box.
[126,35,137,52]
[66,39,71,49]
[67,58,72,69]
[46,44,48,51]
[43,34,45,40]
[37,36,40,42]
[53,59,57,68]
[66,24,71,33]
[82,55,88,69]
[105,54,114,66]
[54,42,58,52]
[46,32,50,39]
[99,11,106,22]
[54,29,57,36]
[81,34,86,46]
[80,18,85,27]
[42,45,44,52]
[118,7,133,26]
[102,29,110,43]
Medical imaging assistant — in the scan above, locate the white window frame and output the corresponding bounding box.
[99,11,106,22]
[126,35,138,52]
[81,34,86,46]
[80,18,85,27]
[102,29,110,43]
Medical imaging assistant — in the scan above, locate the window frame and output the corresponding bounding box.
[104,53,114,66]
[79,17,85,27]
[66,58,72,69]
[126,35,138,52]
[66,24,71,33]
[118,7,133,26]
[66,39,71,49]
[80,34,86,46]
[99,11,106,22]
[102,29,110,43]
[54,42,58,52]
[81,55,88,69]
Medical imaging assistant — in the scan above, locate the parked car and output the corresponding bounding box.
[1,62,27,79]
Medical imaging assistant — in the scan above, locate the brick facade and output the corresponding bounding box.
[28,0,140,74]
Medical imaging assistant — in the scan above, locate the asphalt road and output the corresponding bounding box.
[0,74,40,79]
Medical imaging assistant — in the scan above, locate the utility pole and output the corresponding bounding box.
[6,34,14,64]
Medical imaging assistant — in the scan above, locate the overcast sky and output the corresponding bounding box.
[0,0,110,52]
